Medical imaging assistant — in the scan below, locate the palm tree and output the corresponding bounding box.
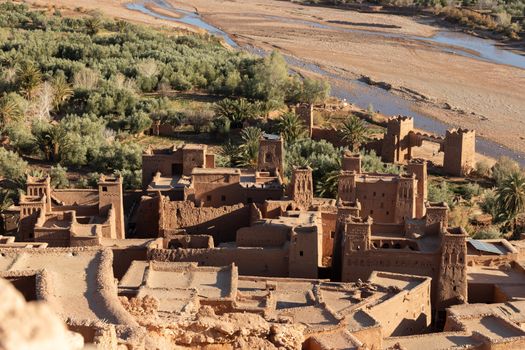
[317,156,342,198]
[277,111,307,145]
[0,189,14,212]
[496,171,525,237]
[214,98,257,128]
[340,115,371,152]
[0,95,23,129]
[86,16,103,35]
[34,124,68,162]
[238,127,262,169]
[51,75,73,110]
[16,61,42,98]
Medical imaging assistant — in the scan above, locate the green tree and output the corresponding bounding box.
[16,61,42,98]
[214,98,257,128]
[49,164,69,189]
[0,93,24,129]
[51,75,73,110]
[340,115,371,152]
[277,111,307,145]
[0,147,28,181]
[496,171,525,235]
[238,127,263,169]
[33,122,69,162]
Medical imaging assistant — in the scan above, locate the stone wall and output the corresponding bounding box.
[148,246,289,277]
[160,200,251,243]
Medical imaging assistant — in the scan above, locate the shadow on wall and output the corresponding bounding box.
[182,206,251,243]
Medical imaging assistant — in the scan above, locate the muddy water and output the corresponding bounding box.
[127,0,525,164]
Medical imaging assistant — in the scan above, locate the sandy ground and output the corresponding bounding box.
[19,0,525,157]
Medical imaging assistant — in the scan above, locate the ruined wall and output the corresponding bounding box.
[342,250,440,302]
[311,127,346,147]
[262,200,296,219]
[367,273,431,337]
[160,200,251,243]
[148,246,289,277]
[51,189,99,207]
[133,195,161,237]
[236,224,290,247]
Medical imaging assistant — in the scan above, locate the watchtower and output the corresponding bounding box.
[26,175,52,212]
[337,171,357,203]
[98,175,125,239]
[257,134,284,177]
[295,103,313,137]
[343,215,372,253]
[291,167,313,210]
[443,129,475,177]
[407,160,428,218]
[381,116,414,163]
[395,175,417,222]
[437,227,468,309]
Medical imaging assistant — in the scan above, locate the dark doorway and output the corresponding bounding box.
[171,163,183,176]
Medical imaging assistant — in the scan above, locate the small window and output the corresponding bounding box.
[206,195,211,201]
[221,195,226,202]
[330,231,335,239]
[382,193,385,197]
[373,192,376,196]
[102,186,108,192]
[265,152,272,162]
[299,251,304,256]
[370,210,374,215]
[247,197,253,203]
[386,211,390,215]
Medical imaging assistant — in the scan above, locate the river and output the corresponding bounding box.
[126,0,525,165]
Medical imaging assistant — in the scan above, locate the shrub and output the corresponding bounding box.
[0,148,28,181]
[492,156,520,185]
[428,180,454,207]
[472,225,501,239]
[475,160,492,177]
[49,164,69,189]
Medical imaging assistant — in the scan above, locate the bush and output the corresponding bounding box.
[184,109,213,133]
[492,156,520,185]
[475,160,492,177]
[472,225,501,239]
[49,164,69,189]
[0,148,27,181]
[428,180,454,207]
[480,188,499,218]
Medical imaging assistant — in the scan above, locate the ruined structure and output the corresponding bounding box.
[18,175,125,247]
[381,116,476,176]
[308,111,476,176]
